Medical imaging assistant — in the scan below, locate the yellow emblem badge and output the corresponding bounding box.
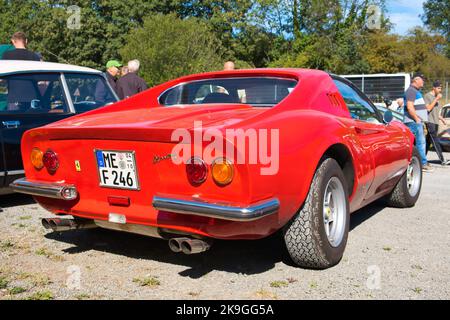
[75,161,81,172]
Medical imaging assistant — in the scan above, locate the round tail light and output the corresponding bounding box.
[212,158,234,186]
[31,148,44,170]
[186,157,208,185]
[43,150,59,173]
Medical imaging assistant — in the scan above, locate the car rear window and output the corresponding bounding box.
[159,77,298,107]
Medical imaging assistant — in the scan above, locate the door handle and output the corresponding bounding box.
[2,121,21,129]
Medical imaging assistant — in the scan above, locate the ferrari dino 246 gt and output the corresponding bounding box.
[11,69,422,269]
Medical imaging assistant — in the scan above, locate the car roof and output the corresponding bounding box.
[0,60,102,75]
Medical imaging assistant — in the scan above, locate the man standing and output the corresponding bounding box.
[403,73,434,172]
[95,60,121,102]
[424,80,449,165]
[2,32,40,61]
[116,60,148,100]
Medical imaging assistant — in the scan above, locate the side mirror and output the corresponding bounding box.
[383,110,394,123]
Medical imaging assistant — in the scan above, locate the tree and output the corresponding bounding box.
[422,0,450,57]
[120,14,226,86]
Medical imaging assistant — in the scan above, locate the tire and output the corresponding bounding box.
[283,158,350,269]
[386,147,422,208]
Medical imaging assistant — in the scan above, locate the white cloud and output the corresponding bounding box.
[389,12,423,35]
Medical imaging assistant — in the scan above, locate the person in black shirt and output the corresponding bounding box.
[2,31,40,61]
[117,59,148,99]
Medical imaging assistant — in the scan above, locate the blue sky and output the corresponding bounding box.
[386,0,426,35]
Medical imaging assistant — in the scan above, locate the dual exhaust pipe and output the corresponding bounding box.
[42,218,97,232]
[42,218,212,255]
[169,237,212,255]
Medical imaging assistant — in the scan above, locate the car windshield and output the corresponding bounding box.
[159,77,298,107]
[0,72,117,114]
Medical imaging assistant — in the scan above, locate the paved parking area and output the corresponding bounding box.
[0,154,449,300]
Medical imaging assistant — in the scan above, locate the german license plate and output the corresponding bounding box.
[95,150,139,190]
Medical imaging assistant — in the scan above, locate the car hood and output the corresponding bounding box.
[34,104,268,142]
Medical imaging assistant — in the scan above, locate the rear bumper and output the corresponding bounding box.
[10,178,279,222]
[152,196,280,222]
[10,178,78,200]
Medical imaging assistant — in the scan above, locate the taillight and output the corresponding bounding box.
[186,157,208,185]
[211,158,234,186]
[31,148,44,170]
[43,150,59,173]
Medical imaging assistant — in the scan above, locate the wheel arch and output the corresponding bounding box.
[322,143,355,198]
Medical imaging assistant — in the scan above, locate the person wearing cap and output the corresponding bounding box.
[105,60,122,93]
[95,60,121,102]
[403,73,434,172]
[424,80,449,165]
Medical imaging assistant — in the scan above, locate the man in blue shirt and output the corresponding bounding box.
[404,73,433,172]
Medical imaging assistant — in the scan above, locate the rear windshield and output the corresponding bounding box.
[159,77,298,107]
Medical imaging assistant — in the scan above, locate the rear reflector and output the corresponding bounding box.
[107,196,131,207]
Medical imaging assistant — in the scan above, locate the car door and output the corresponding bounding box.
[334,79,409,202]
[0,72,74,187]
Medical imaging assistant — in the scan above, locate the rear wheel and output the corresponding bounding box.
[283,158,350,269]
[386,147,422,208]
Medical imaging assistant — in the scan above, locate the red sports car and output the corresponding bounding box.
[11,69,422,269]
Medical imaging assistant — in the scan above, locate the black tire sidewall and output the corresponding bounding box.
[402,147,423,204]
[312,159,350,266]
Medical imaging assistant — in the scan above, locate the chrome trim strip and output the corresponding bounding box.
[152,196,279,222]
[7,170,25,175]
[10,178,78,200]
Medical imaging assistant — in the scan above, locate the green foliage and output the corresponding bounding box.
[120,14,226,86]
[0,0,448,81]
[423,0,450,57]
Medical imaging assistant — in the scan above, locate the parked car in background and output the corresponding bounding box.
[11,69,422,269]
[0,61,118,194]
[438,103,450,152]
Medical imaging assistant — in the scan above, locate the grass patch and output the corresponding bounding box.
[19,216,32,220]
[8,287,27,295]
[309,281,318,289]
[413,287,422,294]
[27,290,54,300]
[188,292,200,297]
[35,247,52,257]
[75,293,91,300]
[0,276,9,289]
[382,246,392,252]
[0,240,15,250]
[270,281,288,288]
[133,276,160,287]
[31,274,52,287]
[255,289,278,300]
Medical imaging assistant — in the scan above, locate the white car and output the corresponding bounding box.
[0,61,118,194]
[439,104,450,152]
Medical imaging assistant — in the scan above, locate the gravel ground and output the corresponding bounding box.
[0,154,449,300]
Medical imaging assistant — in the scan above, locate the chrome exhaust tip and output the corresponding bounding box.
[180,239,212,255]
[41,218,96,232]
[168,237,191,253]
